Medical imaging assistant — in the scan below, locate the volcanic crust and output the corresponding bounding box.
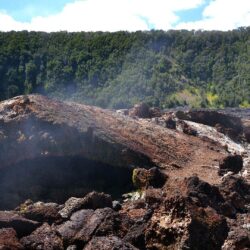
[0,95,249,250]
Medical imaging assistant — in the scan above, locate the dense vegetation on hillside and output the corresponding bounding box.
[0,28,249,108]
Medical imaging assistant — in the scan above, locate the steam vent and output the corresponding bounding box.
[0,95,250,249]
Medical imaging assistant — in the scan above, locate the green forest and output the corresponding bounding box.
[0,28,249,109]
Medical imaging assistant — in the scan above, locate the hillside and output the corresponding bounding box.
[0,28,249,108]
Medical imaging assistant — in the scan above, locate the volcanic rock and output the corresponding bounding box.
[0,228,24,250]
[176,109,243,139]
[145,177,230,250]
[129,103,151,118]
[84,236,138,250]
[59,197,85,219]
[132,167,168,189]
[0,95,228,185]
[219,154,243,176]
[182,122,197,136]
[0,211,40,237]
[164,115,176,129]
[16,200,62,224]
[20,223,64,250]
[57,208,116,246]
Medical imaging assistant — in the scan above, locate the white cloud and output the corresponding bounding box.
[0,0,204,32]
[176,0,250,30]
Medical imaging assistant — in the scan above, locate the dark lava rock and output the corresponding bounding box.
[59,192,112,219]
[145,188,164,207]
[177,110,243,138]
[0,228,24,250]
[81,191,113,210]
[223,226,250,250]
[57,208,115,246]
[218,175,250,214]
[0,211,40,237]
[20,223,63,250]
[132,167,167,189]
[123,223,147,249]
[16,200,62,224]
[84,236,138,250]
[219,154,243,176]
[129,103,151,118]
[164,116,176,129]
[59,197,86,219]
[145,196,229,250]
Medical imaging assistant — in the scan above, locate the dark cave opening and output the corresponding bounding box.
[0,156,134,210]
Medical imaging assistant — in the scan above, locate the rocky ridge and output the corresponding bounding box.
[0,96,249,249]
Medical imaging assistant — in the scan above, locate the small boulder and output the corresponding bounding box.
[164,116,176,129]
[219,154,243,176]
[0,228,23,250]
[81,191,113,210]
[17,200,62,223]
[59,192,112,219]
[59,197,85,219]
[129,103,151,118]
[132,167,167,189]
[57,208,115,246]
[21,223,63,250]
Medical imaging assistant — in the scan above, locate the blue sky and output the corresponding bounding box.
[0,0,75,22]
[0,0,249,32]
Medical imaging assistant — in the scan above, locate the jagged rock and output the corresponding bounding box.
[176,110,243,139]
[164,115,176,129]
[59,197,85,219]
[0,211,40,237]
[20,223,63,250]
[57,208,115,246]
[145,188,163,207]
[145,196,229,250]
[16,200,62,223]
[223,214,250,250]
[84,236,138,250]
[80,191,113,210]
[219,154,243,176]
[58,192,112,219]
[149,107,162,118]
[129,103,151,118]
[218,175,250,214]
[0,228,24,250]
[123,223,147,249]
[132,167,167,189]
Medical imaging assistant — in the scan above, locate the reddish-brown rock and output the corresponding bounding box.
[132,167,167,189]
[16,200,62,224]
[0,228,23,250]
[20,223,63,250]
[0,95,226,185]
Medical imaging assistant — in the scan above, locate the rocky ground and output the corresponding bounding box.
[0,96,249,249]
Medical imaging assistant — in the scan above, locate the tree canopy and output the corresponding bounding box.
[0,28,249,108]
